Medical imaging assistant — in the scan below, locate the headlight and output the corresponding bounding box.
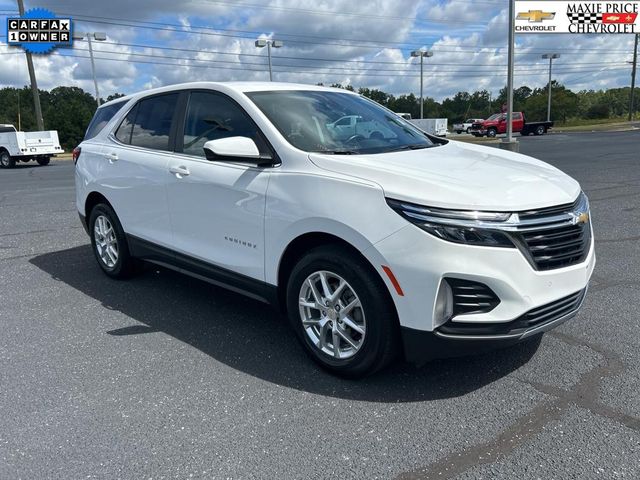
[386,198,515,248]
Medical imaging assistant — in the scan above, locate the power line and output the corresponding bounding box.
[0,47,627,76]
[63,46,629,76]
[73,39,634,68]
[32,51,630,80]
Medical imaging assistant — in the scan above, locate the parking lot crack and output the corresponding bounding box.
[395,331,638,479]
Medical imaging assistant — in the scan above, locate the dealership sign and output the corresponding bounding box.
[514,1,639,33]
[6,8,72,53]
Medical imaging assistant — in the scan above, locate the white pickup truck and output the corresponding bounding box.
[452,118,484,134]
[0,124,64,168]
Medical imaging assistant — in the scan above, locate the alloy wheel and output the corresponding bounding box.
[94,215,119,268]
[298,270,366,359]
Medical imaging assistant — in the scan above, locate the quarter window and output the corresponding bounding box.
[85,100,127,140]
[182,91,268,157]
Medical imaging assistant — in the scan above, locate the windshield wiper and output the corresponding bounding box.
[318,149,359,155]
[386,144,432,152]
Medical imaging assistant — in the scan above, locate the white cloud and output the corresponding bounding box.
[1,0,636,100]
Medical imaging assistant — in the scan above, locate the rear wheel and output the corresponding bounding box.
[37,156,50,166]
[534,125,546,136]
[89,203,136,279]
[286,245,399,378]
[0,150,15,168]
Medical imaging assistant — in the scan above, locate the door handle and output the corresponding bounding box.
[169,165,190,177]
[104,152,118,162]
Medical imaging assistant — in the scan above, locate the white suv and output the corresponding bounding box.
[75,82,595,378]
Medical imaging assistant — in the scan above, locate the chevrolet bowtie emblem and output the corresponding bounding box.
[517,10,556,22]
[571,211,590,225]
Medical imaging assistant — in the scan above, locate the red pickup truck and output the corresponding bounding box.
[469,112,553,138]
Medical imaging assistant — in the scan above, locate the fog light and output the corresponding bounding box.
[434,279,454,325]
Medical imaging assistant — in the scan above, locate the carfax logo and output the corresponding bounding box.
[7,7,72,53]
[515,1,640,33]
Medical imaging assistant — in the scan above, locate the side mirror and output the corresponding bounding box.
[203,137,274,166]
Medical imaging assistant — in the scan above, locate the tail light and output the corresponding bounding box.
[72,146,81,164]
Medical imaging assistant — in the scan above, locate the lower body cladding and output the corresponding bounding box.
[366,224,596,364]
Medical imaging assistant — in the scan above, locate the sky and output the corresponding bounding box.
[0,0,636,101]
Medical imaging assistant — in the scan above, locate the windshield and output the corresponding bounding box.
[486,113,502,121]
[246,90,435,154]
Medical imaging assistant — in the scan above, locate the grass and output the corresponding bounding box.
[556,116,628,127]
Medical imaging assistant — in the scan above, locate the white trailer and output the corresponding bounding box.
[409,118,448,137]
[0,124,64,168]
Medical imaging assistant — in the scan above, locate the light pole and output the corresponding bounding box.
[629,34,638,122]
[255,39,283,81]
[542,53,560,122]
[73,32,107,105]
[501,0,518,152]
[410,49,433,119]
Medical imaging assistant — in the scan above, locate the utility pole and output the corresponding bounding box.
[16,0,44,130]
[629,34,638,122]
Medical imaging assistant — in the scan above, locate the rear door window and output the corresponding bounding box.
[115,104,138,145]
[85,100,127,140]
[114,93,179,151]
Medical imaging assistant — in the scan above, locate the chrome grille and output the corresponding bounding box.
[513,196,591,271]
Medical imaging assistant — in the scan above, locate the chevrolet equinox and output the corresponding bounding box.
[75,82,595,378]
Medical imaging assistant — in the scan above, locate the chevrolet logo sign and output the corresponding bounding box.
[571,211,590,225]
[517,10,556,22]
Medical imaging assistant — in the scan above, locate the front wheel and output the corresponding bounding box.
[0,151,15,168]
[487,128,497,138]
[455,130,462,134]
[37,157,50,166]
[466,127,471,134]
[89,203,137,279]
[286,245,399,378]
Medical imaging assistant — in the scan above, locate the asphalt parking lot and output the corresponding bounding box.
[1,131,639,479]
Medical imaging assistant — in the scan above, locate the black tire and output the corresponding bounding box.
[286,245,399,378]
[455,130,462,134]
[89,203,136,279]
[534,125,546,136]
[36,157,50,166]
[487,128,497,138]
[0,150,15,168]
[466,127,471,134]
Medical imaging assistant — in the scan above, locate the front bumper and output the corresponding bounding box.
[401,288,586,364]
[365,223,595,362]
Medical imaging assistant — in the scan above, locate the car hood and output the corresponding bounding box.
[308,140,581,211]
